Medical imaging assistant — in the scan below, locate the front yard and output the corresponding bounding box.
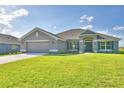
[0,53,124,88]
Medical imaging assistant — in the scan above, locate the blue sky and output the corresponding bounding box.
[0,5,124,46]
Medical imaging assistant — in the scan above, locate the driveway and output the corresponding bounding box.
[0,53,47,64]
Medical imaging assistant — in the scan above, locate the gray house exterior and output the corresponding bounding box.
[20,27,66,53]
[0,34,20,54]
[57,29,120,53]
[20,27,120,53]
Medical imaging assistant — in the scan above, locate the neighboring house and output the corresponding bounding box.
[0,34,20,54]
[20,27,121,53]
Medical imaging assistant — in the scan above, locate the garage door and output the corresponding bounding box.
[27,42,50,53]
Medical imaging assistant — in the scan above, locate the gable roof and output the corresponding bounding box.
[57,28,121,41]
[56,28,86,40]
[96,32,121,40]
[0,33,19,44]
[80,30,121,40]
[0,33,18,39]
[80,29,96,35]
[20,27,64,41]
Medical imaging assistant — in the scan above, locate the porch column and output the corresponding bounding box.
[79,39,84,53]
[93,40,98,53]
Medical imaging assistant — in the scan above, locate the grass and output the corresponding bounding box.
[0,52,124,88]
[119,47,124,54]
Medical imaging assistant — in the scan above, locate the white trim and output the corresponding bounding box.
[99,49,113,52]
[49,49,58,52]
[25,40,50,42]
[93,39,117,42]
[0,42,20,44]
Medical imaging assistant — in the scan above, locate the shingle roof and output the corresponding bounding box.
[56,29,85,40]
[0,33,18,39]
[57,28,121,40]
[38,28,63,40]
[20,27,64,41]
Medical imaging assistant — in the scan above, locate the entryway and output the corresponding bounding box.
[84,41,93,52]
[83,37,93,52]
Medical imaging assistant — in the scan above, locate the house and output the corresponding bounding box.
[20,27,121,53]
[0,34,20,54]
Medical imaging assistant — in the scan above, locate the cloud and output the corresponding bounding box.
[79,20,84,23]
[0,7,28,37]
[113,25,124,31]
[80,14,94,23]
[10,9,28,17]
[0,28,20,37]
[80,25,93,30]
[96,29,121,38]
[96,29,109,34]
[79,14,94,30]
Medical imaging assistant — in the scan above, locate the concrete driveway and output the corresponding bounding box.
[0,53,47,64]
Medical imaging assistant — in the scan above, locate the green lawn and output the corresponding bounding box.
[0,53,124,88]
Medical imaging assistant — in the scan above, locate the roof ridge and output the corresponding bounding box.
[56,28,85,35]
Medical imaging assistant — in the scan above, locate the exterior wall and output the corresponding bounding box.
[92,41,98,53]
[20,42,27,51]
[57,40,66,52]
[79,40,84,53]
[0,43,20,54]
[113,41,119,53]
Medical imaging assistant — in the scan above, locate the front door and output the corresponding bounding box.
[85,42,93,52]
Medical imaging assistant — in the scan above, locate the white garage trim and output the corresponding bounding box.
[25,40,49,42]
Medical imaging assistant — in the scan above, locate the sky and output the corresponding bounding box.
[0,5,124,47]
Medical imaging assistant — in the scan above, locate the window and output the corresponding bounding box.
[106,41,113,49]
[99,41,113,50]
[67,40,78,50]
[99,42,105,49]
